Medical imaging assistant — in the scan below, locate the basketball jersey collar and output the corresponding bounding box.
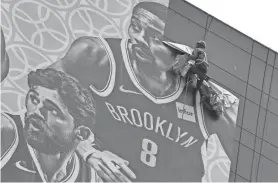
[89,37,116,97]
[121,38,185,104]
[19,113,80,183]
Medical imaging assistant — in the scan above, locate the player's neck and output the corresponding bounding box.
[127,41,172,80]
[136,60,168,81]
[133,59,178,95]
[34,149,75,182]
[128,46,178,95]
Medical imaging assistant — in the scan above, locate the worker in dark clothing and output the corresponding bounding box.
[172,40,225,116]
[186,40,209,89]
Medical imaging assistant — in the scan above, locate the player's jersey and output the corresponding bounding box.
[0,113,98,182]
[89,38,210,182]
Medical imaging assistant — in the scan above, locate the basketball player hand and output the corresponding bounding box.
[88,150,136,182]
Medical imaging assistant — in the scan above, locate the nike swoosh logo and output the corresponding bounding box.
[119,85,142,95]
[15,160,36,173]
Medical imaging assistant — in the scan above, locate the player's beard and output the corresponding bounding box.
[23,114,67,155]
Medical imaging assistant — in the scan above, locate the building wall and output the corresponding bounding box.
[165,0,278,182]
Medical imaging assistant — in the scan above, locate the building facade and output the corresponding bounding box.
[165,0,278,182]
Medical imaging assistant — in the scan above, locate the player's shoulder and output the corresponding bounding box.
[1,113,20,169]
[64,36,115,62]
[55,36,120,97]
[70,36,108,52]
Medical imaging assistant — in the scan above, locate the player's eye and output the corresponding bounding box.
[131,20,141,32]
[48,106,63,119]
[51,109,58,116]
[30,95,40,105]
[152,35,162,45]
[154,36,161,43]
[44,101,62,119]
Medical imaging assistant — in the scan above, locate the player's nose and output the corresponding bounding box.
[33,104,47,121]
[135,30,149,47]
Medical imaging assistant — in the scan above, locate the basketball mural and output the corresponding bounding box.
[1,0,239,182]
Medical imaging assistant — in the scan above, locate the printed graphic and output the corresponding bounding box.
[176,102,196,123]
[1,0,239,182]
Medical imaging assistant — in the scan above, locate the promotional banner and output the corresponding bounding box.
[1,0,239,182]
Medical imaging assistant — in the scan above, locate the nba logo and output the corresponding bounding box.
[176,102,196,123]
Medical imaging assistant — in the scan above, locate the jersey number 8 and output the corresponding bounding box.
[140,138,158,167]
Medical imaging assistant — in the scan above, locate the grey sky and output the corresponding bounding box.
[186,0,278,52]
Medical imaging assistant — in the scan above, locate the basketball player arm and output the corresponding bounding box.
[49,36,111,91]
[204,98,240,160]
[1,28,9,82]
[0,113,19,169]
[76,135,136,182]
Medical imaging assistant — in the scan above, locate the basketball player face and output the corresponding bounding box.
[128,8,175,70]
[24,86,76,155]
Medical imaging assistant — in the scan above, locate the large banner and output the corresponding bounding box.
[1,0,239,182]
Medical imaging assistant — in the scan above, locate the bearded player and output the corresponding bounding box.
[0,28,136,182]
[0,68,103,182]
[50,2,239,182]
[0,67,135,182]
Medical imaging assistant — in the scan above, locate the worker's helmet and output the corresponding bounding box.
[196,40,206,49]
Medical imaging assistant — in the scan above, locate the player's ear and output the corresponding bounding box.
[74,125,92,141]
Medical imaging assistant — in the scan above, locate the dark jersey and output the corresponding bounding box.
[87,38,220,182]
